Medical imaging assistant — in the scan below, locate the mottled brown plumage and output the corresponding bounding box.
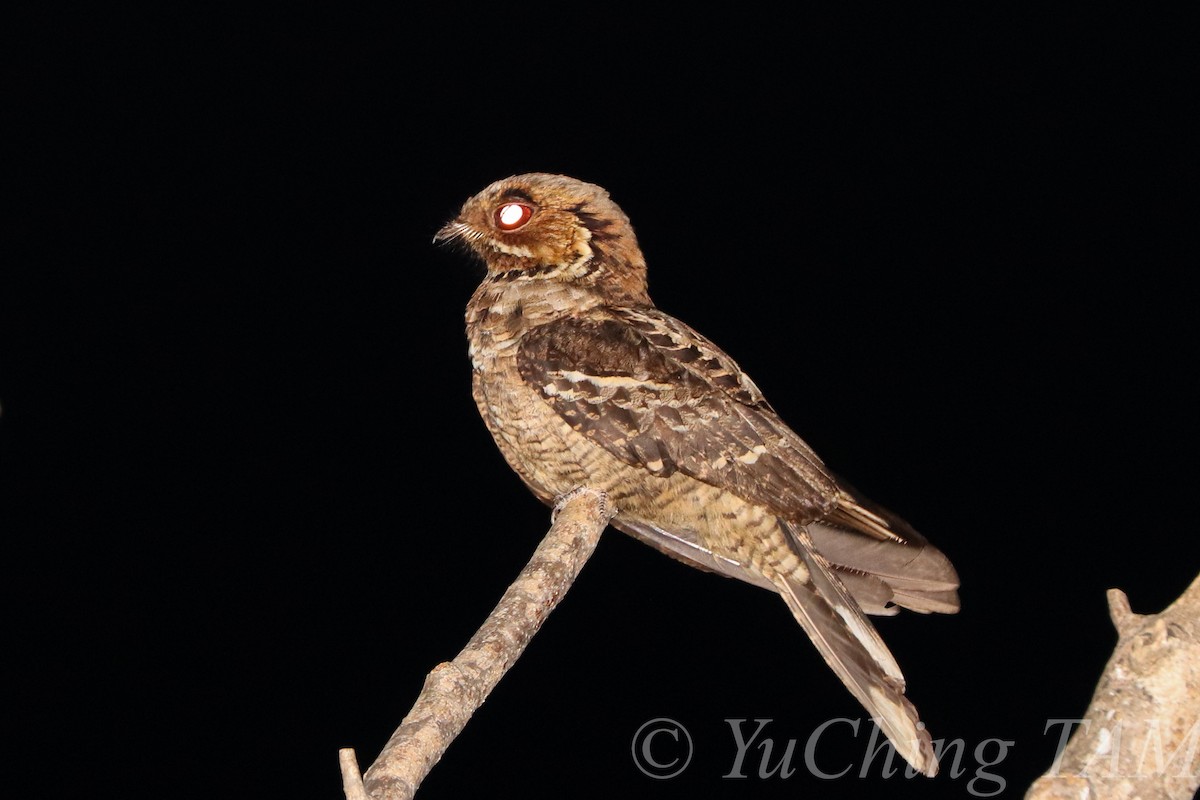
[437,173,959,776]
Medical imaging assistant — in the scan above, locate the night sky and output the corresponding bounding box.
[4,8,1197,799]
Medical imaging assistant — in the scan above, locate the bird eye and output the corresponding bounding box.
[494,202,533,231]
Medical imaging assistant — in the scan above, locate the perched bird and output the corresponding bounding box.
[437,173,960,776]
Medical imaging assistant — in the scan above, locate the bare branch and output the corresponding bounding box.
[339,749,370,800]
[340,487,615,800]
[1027,572,1200,800]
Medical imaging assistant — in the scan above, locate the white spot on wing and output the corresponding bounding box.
[558,371,673,392]
[736,446,766,465]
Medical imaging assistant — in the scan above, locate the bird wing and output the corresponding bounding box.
[518,307,944,775]
[516,306,842,522]
[517,306,960,614]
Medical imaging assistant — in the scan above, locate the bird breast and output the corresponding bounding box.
[466,277,604,368]
[466,278,606,502]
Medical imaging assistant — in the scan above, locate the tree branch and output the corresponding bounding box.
[339,487,615,800]
[1026,572,1200,800]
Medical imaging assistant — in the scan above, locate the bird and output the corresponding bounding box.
[436,173,960,776]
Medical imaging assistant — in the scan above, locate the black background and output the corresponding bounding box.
[4,7,1197,799]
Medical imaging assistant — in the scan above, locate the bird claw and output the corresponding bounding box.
[552,486,609,523]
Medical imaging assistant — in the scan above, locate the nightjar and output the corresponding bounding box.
[437,173,959,776]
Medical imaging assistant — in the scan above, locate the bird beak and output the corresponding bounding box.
[433,219,467,245]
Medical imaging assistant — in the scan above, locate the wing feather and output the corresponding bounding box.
[517,308,841,521]
[517,306,959,616]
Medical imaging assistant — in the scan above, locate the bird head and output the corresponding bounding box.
[436,173,649,303]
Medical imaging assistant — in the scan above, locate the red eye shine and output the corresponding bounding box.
[494,202,533,231]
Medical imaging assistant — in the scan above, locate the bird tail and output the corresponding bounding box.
[773,521,940,776]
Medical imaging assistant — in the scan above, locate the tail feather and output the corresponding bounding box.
[776,522,939,777]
